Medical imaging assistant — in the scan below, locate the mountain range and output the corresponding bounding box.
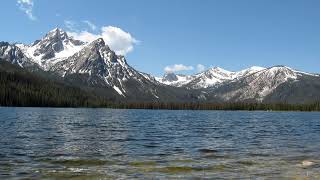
[1,28,320,105]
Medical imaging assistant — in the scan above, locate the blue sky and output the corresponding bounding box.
[1,0,320,76]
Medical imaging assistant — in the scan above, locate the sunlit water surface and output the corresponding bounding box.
[1,107,320,179]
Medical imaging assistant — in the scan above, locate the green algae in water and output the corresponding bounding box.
[206,164,228,171]
[154,166,195,173]
[141,164,229,174]
[39,172,114,180]
[128,161,157,167]
[169,159,196,163]
[236,160,258,166]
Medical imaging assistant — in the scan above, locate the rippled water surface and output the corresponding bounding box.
[1,107,320,179]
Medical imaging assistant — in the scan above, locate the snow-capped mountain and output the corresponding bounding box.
[0,42,41,69]
[0,42,30,67]
[50,38,162,98]
[157,66,266,89]
[1,27,320,104]
[232,66,265,79]
[18,28,85,70]
[209,66,320,103]
[0,28,174,101]
[0,28,197,102]
[157,73,194,87]
[185,67,236,88]
[156,65,320,103]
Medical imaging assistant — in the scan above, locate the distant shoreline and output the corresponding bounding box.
[1,102,320,112]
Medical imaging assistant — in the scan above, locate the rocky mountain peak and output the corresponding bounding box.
[86,38,127,65]
[162,72,178,82]
[47,28,68,40]
[262,66,297,80]
[0,42,33,67]
[233,66,265,78]
[31,28,84,60]
[2,28,320,104]
[88,38,109,51]
[205,67,233,78]
[50,36,132,78]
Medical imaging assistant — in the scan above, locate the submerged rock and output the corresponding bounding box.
[301,160,314,167]
[198,148,218,154]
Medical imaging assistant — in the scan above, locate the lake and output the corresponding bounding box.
[0,107,320,179]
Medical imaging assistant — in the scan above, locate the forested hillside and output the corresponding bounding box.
[1,61,320,111]
[0,61,108,107]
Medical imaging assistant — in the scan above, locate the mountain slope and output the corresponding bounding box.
[0,42,35,67]
[263,73,320,104]
[157,66,266,89]
[206,66,320,103]
[47,38,198,102]
[184,67,235,88]
[1,28,198,103]
[1,28,320,105]
[0,61,108,107]
[18,28,85,70]
[158,73,194,87]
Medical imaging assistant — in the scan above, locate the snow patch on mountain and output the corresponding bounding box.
[113,85,125,97]
[0,42,34,67]
[232,66,265,79]
[157,66,267,89]
[18,28,85,70]
[190,67,234,88]
[3,28,320,103]
[217,66,305,102]
[158,73,194,87]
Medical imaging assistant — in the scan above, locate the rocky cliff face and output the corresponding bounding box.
[206,66,320,103]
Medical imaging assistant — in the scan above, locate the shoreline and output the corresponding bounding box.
[1,102,320,112]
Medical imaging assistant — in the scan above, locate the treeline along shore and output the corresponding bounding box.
[1,61,320,111]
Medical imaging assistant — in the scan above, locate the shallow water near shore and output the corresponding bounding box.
[1,107,320,179]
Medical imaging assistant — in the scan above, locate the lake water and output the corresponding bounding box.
[0,107,320,179]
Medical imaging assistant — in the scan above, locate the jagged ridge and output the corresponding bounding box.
[1,28,320,104]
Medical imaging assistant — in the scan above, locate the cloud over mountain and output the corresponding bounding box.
[17,0,36,20]
[196,64,206,72]
[164,64,194,73]
[83,20,97,31]
[67,24,138,56]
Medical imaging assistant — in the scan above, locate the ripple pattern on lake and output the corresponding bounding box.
[1,107,320,179]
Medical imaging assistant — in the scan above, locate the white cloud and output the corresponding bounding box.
[64,20,78,32]
[68,25,138,56]
[65,20,97,32]
[83,20,97,31]
[101,26,138,55]
[68,31,99,43]
[164,64,194,73]
[196,64,206,72]
[17,0,36,20]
